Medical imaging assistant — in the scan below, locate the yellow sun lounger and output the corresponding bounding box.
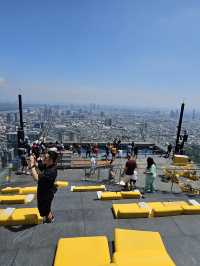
[97,190,141,200]
[148,202,184,217]
[20,187,37,194]
[113,253,175,266]
[71,185,106,192]
[97,192,122,200]
[1,181,68,195]
[113,228,175,266]
[98,264,117,266]
[54,236,111,266]
[0,194,34,204]
[112,203,150,218]
[120,190,141,199]
[55,181,68,188]
[181,199,200,214]
[112,200,197,219]
[1,187,21,194]
[146,200,200,217]
[0,207,43,226]
[54,229,175,266]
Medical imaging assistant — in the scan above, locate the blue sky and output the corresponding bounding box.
[0,0,200,108]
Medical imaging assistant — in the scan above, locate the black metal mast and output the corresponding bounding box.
[175,102,185,154]
[17,94,24,147]
[18,94,24,130]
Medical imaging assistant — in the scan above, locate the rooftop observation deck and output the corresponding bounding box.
[0,154,200,266]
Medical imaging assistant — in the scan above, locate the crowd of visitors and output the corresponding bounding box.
[69,139,140,160]
[14,138,159,224]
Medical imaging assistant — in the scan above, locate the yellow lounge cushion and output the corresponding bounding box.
[182,205,200,214]
[112,204,122,218]
[0,194,34,204]
[54,236,110,266]
[1,182,68,195]
[162,201,189,208]
[182,199,200,214]
[148,202,183,217]
[147,202,164,209]
[1,187,21,194]
[0,195,26,204]
[1,186,37,195]
[120,190,141,199]
[9,208,42,225]
[118,204,149,218]
[152,207,183,217]
[112,252,175,266]
[97,192,122,200]
[0,208,15,225]
[19,187,37,194]
[99,264,117,266]
[173,155,189,165]
[55,181,68,188]
[71,185,106,192]
[97,190,141,200]
[113,203,149,218]
[114,228,167,254]
[121,190,141,199]
[0,207,42,226]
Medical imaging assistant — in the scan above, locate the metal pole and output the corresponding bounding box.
[18,94,24,130]
[175,103,185,154]
[17,94,25,148]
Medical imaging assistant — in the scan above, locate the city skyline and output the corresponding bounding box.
[1,1,200,108]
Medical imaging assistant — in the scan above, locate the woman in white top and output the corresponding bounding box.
[144,157,156,193]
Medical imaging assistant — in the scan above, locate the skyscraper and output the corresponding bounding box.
[192,109,196,120]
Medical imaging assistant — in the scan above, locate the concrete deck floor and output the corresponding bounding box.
[0,155,200,266]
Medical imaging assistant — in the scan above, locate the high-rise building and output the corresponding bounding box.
[6,113,12,124]
[105,118,112,126]
[100,111,105,118]
[169,110,175,119]
[66,110,71,116]
[14,113,18,123]
[192,109,196,120]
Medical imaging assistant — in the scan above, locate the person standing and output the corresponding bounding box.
[117,139,121,150]
[131,141,135,155]
[86,144,91,158]
[134,146,138,159]
[144,157,156,193]
[127,143,132,157]
[77,144,81,157]
[90,155,96,176]
[166,143,172,158]
[108,159,116,182]
[30,150,58,223]
[105,143,110,160]
[21,148,29,174]
[94,144,99,158]
[130,169,138,190]
[111,145,117,159]
[120,154,137,190]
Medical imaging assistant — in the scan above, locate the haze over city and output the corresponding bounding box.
[1,1,200,108]
[2,2,200,265]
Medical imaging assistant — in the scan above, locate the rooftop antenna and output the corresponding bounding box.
[17,93,25,148]
[175,102,185,154]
